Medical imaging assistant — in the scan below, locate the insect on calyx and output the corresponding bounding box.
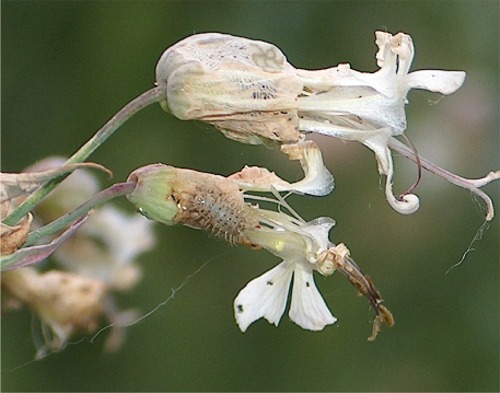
[127,164,258,246]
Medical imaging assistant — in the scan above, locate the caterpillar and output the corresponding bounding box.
[172,177,258,246]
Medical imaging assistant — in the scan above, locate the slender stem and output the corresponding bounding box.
[3,87,164,226]
[24,182,136,246]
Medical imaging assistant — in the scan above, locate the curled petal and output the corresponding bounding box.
[361,130,393,175]
[229,141,334,196]
[289,264,336,331]
[384,155,420,215]
[280,140,334,196]
[234,261,293,332]
[385,190,420,216]
[389,137,499,220]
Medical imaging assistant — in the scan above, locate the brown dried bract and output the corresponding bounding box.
[1,213,33,255]
[0,163,111,204]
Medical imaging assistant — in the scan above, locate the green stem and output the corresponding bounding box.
[3,86,164,226]
[24,182,136,246]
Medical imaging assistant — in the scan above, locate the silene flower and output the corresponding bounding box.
[126,161,393,339]
[155,31,498,218]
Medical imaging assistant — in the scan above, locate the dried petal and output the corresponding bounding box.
[1,267,106,352]
[229,140,334,196]
[0,162,110,204]
[319,245,395,340]
[1,213,33,255]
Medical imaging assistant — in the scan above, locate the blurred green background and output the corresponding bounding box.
[1,1,498,391]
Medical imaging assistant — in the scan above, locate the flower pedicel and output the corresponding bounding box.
[126,162,394,340]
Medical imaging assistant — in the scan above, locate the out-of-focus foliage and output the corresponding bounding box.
[1,1,498,391]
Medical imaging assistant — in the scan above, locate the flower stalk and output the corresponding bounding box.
[3,88,164,227]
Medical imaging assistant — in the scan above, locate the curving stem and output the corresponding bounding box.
[3,87,164,227]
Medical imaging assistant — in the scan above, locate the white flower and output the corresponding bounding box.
[128,163,393,337]
[127,163,338,331]
[298,31,466,214]
[234,217,337,332]
[156,32,497,218]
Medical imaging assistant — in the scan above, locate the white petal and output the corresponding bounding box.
[374,31,415,78]
[233,261,293,332]
[289,264,336,331]
[299,85,407,134]
[404,70,466,95]
[374,31,399,72]
[279,141,335,196]
[234,141,334,197]
[383,149,420,215]
[300,119,394,174]
[302,217,336,251]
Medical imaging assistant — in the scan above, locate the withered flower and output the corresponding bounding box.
[155,31,498,218]
[126,163,392,337]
